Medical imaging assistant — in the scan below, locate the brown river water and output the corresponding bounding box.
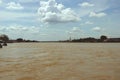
[0,43,120,80]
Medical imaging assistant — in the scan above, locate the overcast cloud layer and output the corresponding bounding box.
[0,0,120,41]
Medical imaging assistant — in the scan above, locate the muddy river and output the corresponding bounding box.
[0,43,120,80]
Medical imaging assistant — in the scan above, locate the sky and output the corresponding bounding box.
[0,0,120,41]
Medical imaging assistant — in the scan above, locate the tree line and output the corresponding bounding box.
[0,34,39,43]
[0,34,120,43]
[61,35,120,42]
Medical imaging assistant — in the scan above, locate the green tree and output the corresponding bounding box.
[16,38,23,42]
[0,34,9,42]
[100,35,107,41]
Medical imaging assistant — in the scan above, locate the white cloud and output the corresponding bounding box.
[40,34,48,36]
[66,27,84,39]
[0,25,40,34]
[0,25,41,39]
[6,2,24,10]
[78,0,109,17]
[80,21,93,26]
[89,0,109,12]
[0,25,58,41]
[38,0,80,23]
[85,21,93,24]
[72,27,81,32]
[92,27,102,31]
[0,0,2,4]
[89,12,107,18]
[18,0,39,3]
[79,2,94,7]
[0,10,36,22]
[66,27,81,35]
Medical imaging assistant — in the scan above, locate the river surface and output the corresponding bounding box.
[0,43,120,80]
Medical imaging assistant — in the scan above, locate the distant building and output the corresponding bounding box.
[106,38,120,42]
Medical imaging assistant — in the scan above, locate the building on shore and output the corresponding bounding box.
[105,38,120,42]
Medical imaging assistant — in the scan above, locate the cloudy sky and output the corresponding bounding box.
[0,0,120,41]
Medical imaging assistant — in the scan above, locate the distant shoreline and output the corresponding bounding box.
[7,41,120,43]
